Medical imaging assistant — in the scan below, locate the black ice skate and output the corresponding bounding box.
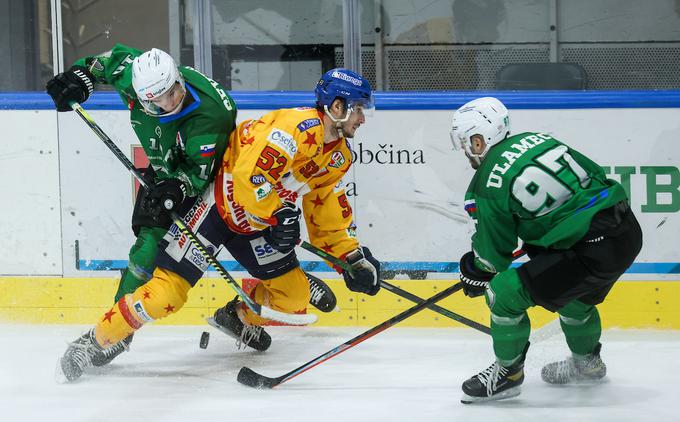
[56,329,106,383]
[541,342,607,384]
[461,342,530,404]
[91,334,133,367]
[207,297,272,351]
[306,272,337,313]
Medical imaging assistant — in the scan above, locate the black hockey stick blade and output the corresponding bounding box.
[238,282,463,389]
[237,366,282,389]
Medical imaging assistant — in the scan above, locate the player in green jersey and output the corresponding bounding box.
[450,97,642,403]
[46,44,237,364]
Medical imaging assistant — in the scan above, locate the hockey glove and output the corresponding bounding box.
[264,203,301,254]
[142,179,187,221]
[459,251,495,298]
[343,247,381,296]
[46,66,95,111]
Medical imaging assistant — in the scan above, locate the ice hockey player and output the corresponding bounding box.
[46,44,238,366]
[56,68,381,383]
[450,97,642,403]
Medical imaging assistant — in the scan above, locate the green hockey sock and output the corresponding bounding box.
[486,269,534,365]
[557,300,602,356]
[114,226,167,302]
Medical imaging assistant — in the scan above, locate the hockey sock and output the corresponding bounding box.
[557,300,602,356]
[114,227,167,302]
[486,269,534,365]
[95,267,191,347]
[241,267,310,326]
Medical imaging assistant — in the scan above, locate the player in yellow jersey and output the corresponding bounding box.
[57,68,382,382]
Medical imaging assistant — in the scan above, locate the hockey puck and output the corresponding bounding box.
[199,331,210,349]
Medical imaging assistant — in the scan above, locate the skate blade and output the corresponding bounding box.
[54,358,70,384]
[206,317,240,342]
[543,375,608,385]
[460,386,521,404]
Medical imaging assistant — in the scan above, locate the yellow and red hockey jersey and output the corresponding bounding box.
[214,107,359,260]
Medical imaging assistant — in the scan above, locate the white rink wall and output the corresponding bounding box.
[1,96,679,279]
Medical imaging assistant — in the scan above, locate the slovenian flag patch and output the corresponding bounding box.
[464,199,477,220]
[200,143,216,157]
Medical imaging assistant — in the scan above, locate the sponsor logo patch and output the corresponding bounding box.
[328,151,345,168]
[250,174,267,185]
[250,237,289,265]
[255,182,273,201]
[133,300,154,322]
[297,118,321,132]
[331,70,363,86]
[188,245,209,271]
[267,128,297,158]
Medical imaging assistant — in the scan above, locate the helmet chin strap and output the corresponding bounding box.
[324,105,352,139]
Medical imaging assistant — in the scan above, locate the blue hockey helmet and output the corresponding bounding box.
[315,68,374,116]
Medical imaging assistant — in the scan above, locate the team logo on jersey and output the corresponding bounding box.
[250,174,267,185]
[255,182,273,201]
[297,118,321,132]
[267,128,297,158]
[155,126,162,137]
[328,151,345,168]
[200,143,216,157]
[346,222,357,238]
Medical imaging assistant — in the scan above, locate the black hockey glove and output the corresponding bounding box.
[343,247,381,296]
[459,251,496,298]
[142,179,187,220]
[46,66,95,111]
[264,203,301,254]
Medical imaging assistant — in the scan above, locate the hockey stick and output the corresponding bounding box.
[300,240,560,342]
[69,102,316,326]
[237,281,464,389]
[298,240,491,334]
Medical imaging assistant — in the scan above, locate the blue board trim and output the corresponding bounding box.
[77,260,680,275]
[4,90,680,110]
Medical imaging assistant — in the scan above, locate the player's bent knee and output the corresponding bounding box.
[129,267,192,322]
[486,269,532,316]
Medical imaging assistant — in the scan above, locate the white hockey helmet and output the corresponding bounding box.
[450,97,510,165]
[132,48,185,116]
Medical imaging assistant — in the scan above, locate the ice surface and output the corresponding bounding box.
[1,324,678,422]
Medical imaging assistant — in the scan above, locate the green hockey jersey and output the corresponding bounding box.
[74,44,237,196]
[464,132,628,273]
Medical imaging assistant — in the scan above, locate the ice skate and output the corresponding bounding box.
[56,329,106,383]
[461,342,529,404]
[541,343,607,384]
[91,334,133,367]
[207,297,272,351]
[306,272,337,313]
